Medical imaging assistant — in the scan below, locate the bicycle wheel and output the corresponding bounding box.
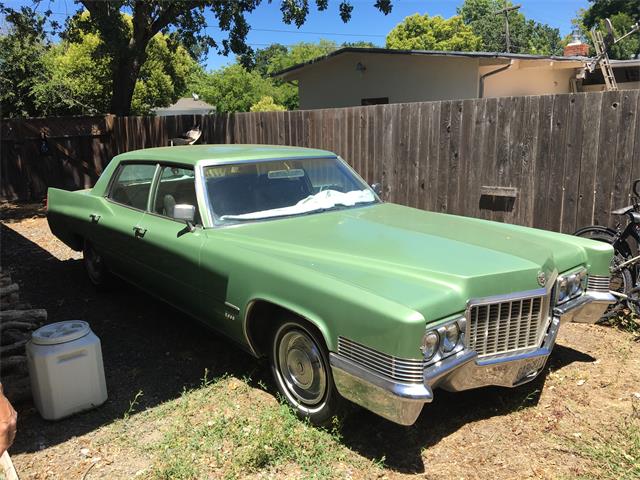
[575,228,633,318]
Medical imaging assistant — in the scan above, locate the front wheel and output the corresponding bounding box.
[269,321,342,426]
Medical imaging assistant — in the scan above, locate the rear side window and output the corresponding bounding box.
[108,163,157,210]
[153,166,200,223]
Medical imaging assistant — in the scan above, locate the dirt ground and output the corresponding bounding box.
[1,202,639,480]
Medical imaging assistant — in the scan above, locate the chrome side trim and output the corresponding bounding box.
[224,301,240,312]
[587,275,610,292]
[329,353,432,426]
[242,300,261,358]
[337,337,424,384]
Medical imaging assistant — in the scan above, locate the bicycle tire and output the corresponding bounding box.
[575,228,634,318]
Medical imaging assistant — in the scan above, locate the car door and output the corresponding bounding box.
[132,165,208,318]
[88,162,158,285]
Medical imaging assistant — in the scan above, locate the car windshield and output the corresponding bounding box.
[203,157,378,225]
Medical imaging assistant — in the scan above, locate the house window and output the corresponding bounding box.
[361,97,389,106]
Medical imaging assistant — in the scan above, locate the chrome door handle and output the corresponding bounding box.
[89,214,101,223]
[133,226,147,238]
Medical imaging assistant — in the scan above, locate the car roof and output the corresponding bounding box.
[114,144,336,166]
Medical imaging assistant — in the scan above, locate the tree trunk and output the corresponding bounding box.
[109,41,148,116]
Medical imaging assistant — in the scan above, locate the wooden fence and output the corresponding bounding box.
[1,90,638,233]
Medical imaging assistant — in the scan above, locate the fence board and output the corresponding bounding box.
[1,91,637,234]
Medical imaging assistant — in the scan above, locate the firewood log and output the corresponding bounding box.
[0,355,27,375]
[0,340,28,357]
[0,309,47,324]
[0,273,12,288]
[0,330,30,346]
[2,375,31,403]
[0,284,19,308]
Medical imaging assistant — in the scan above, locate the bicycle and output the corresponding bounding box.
[574,179,640,317]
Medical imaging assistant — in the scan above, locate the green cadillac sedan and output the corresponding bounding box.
[47,145,615,425]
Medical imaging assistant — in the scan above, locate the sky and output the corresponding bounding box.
[2,0,590,70]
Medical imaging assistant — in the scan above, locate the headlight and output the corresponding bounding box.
[556,268,588,305]
[557,277,569,303]
[442,323,460,352]
[421,331,439,360]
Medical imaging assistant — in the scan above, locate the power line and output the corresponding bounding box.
[21,10,385,39]
[203,26,386,38]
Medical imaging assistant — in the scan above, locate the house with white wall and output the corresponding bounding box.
[274,46,639,110]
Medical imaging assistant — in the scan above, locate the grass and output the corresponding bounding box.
[603,309,640,341]
[569,402,640,480]
[109,373,382,480]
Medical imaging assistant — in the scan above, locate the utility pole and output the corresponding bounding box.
[494,3,521,53]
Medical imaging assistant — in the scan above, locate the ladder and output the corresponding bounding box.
[590,28,618,91]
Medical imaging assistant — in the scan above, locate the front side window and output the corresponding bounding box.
[153,166,200,223]
[108,163,156,210]
[203,157,377,226]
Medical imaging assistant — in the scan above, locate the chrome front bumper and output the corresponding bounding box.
[329,290,615,426]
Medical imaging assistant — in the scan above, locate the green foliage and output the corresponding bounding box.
[1,1,396,115]
[386,13,481,51]
[457,0,562,55]
[573,7,640,60]
[250,96,286,112]
[582,0,640,29]
[203,39,364,112]
[32,29,112,116]
[1,9,199,117]
[0,7,48,117]
[190,64,284,113]
[33,13,197,116]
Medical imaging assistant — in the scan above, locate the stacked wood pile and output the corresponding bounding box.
[0,270,47,403]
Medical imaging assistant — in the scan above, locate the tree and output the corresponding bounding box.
[1,0,395,116]
[190,64,283,113]
[250,96,286,112]
[0,7,48,117]
[575,2,640,59]
[581,0,639,29]
[457,0,562,55]
[30,14,199,116]
[386,14,481,51]
[241,40,349,110]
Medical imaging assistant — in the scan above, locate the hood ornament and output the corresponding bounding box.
[537,271,546,287]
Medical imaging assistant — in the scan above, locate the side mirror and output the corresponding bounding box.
[173,204,196,229]
[370,183,382,196]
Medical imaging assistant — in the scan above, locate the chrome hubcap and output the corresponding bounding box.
[277,330,326,406]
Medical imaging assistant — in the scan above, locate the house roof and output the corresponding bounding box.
[274,47,590,79]
[153,97,216,116]
[115,145,335,166]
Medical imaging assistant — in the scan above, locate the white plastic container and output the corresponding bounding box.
[26,321,107,420]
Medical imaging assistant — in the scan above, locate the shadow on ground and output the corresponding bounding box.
[1,222,264,456]
[338,344,594,473]
[0,207,596,471]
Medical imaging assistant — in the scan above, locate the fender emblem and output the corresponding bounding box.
[537,271,546,287]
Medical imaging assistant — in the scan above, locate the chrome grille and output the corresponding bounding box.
[467,294,550,358]
[337,337,424,384]
[587,275,610,292]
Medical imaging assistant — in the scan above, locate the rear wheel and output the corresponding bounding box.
[269,320,342,426]
[83,240,111,288]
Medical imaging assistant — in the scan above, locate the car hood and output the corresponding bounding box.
[217,203,600,321]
